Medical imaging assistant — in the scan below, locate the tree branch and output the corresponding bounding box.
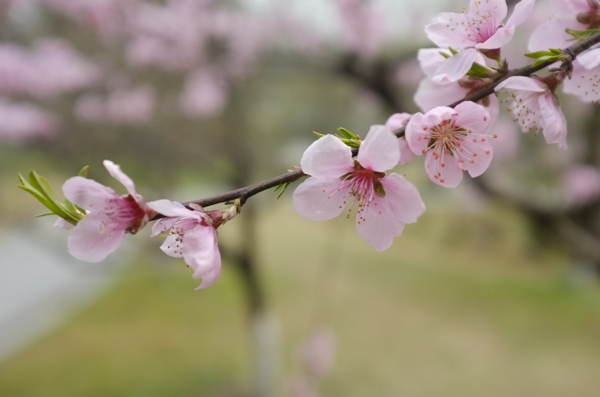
[153,31,600,216]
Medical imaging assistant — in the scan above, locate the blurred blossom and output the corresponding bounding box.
[105,85,156,125]
[75,86,156,125]
[488,115,520,162]
[0,100,59,143]
[336,0,385,59]
[287,376,318,397]
[125,0,208,70]
[563,165,600,207]
[45,0,136,39]
[297,329,336,378]
[0,39,101,99]
[180,69,228,118]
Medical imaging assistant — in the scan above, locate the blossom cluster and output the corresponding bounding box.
[18,0,600,290]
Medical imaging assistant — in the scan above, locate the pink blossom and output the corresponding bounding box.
[149,200,221,290]
[414,48,500,120]
[425,0,535,82]
[385,112,418,165]
[563,48,600,102]
[104,85,156,125]
[528,0,597,51]
[495,76,568,148]
[405,101,493,188]
[62,160,156,263]
[293,126,425,252]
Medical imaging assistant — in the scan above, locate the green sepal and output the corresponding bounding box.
[465,61,494,78]
[337,127,358,140]
[448,47,458,55]
[78,165,89,177]
[565,28,600,41]
[339,138,361,148]
[312,131,325,138]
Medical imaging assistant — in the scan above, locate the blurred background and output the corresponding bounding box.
[1,0,600,396]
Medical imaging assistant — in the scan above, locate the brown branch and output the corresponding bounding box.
[153,32,600,217]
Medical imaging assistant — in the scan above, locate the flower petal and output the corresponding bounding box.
[398,137,418,165]
[293,177,347,221]
[148,199,200,219]
[380,173,426,224]
[414,78,468,112]
[355,195,404,252]
[425,148,464,188]
[300,134,353,179]
[385,112,412,131]
[103,160,137,198]
[357,125,399,172]
[181,225,221,289]
[425,12,471,48]
[477,25,515,50]
[405,112,429,156]
[62,176,116,209]
[504,0,535,28]
[432,49,479,83]
[454,101,491,133]
[528,16,584,51]
[67,213,125,262]
[577,48,600,70]
[457,138,494,177]
[159,233,184,258]
[538,93,568,149]
[495,76,545,93]
[563,60,600,101]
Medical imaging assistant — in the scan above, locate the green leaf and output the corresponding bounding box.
[466,61,494,78]
[337,127,358,140]
[274,181,292,199]
[524,50,556,59]
[565,28,600,41]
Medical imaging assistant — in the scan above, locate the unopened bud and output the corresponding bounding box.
[588,0,599,11]
[577,11,592,25]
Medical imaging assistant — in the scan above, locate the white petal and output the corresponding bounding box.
[504,0,535,28]
[405,112,429,156]
[357,125,399,172]
[300,134,353,178]
[148,199,200,219]
[424,149,464,188]
[577,49,600,70]
[538,94,568,149]
[495,76,545,93]
[293,177,347,221]
[181,225,221,289]
[160,234,184,258]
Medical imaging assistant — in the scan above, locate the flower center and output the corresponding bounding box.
[336,161,386,221]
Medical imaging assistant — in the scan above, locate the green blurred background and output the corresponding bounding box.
[1,1,600,396]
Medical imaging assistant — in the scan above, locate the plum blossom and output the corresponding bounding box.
[405,101,493,188]
[563,48,600,102]
[425,0,535,82]
[414,48,499,120]
[149,200,222,289]
[529,0,599,51]
[62,160,156,263]
[293,126,425,252]
[495,76,568,148]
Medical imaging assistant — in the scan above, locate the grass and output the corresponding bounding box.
[2,201,600,397]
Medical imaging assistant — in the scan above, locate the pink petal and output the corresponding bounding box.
[182,225,221,289]
[454,101,491,133]
[577,48,600,69]
[67,213,125,262]
[468,0,507,24]
[380,173,426,224]
[538,94,568,149]
[159,234,183,258]
[300,134,353,179]
[293,177,347,221]
[425,149,464,188]
[432,49,479,83]
[457,139,494,177]
[414,78,468,112]
[148,199,200,219]
[151,216,181,237]
[404,112,429,156]
[355,196,404,252]
[417,48,451,80]
[357,125,399,172]
[398,137,418,165]
[425,12,472,48]
[422,106,456,127]
[62,176,116,209]
[495,76,545,93]
[563,60,600,101]
[385,112,412,131]
[477,25,515,50]
[550,0,590,14]
[504,0,535,28]
[103,160,137,198]
[528,16,584,51]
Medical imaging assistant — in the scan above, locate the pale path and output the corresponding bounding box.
[0,222,131,361]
